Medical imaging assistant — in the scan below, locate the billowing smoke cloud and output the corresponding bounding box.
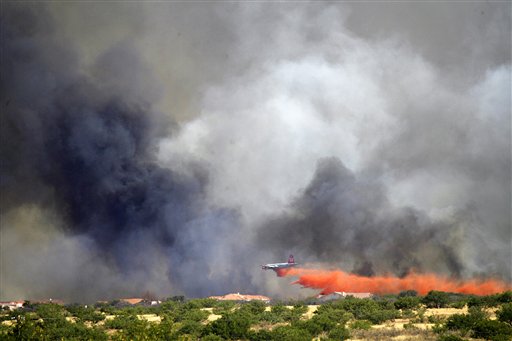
[258,157,466,277]
[1,2,510,301]
[0,4,248,301]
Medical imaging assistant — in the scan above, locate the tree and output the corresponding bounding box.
[423,291,449,308]
[394,296,421,310]
[398,290,418,297]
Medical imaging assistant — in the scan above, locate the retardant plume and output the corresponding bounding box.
[278,268,511,296]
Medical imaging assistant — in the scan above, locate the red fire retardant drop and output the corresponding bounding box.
[277,268,511,295]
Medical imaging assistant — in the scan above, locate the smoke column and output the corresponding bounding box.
[278,268,511,296]
[1,2,510,301]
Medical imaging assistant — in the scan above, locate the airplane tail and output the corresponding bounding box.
[288,254,295,264]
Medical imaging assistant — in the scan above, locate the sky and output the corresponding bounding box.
[0,1,510,302]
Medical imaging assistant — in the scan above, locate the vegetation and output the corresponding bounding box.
[0,291,510,340]
[435,297,512,341]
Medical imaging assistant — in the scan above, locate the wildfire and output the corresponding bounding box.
[276,268,511,296]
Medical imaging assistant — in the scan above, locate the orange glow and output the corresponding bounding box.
[277,268,511,295]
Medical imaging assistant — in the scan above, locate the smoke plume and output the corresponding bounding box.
[1,2,510,301]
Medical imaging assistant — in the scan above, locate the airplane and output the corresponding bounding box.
[262,255,297,271]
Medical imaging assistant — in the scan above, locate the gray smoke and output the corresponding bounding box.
[258,157,467,278]
[0,4,249,301]
[1,2,510,302]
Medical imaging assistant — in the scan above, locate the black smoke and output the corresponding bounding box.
[258,158,466,278]
[0,4,248,301]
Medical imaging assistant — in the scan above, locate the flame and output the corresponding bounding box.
[278,268,511,295]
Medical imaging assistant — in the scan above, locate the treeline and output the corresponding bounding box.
[0,291,511,340]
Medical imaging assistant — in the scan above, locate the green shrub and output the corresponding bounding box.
[271,325,312,341]
[178,320,204,336]
[401,309,416,319]
[328,325,350,340]
[66,304,105,323]
[428,315,445,324]
[395,296,421,310]
[247,329,273,341]
[104,314,140,330]
[403,321,418,330]
[206,311,251,340]
[498,291,512,303]
[497,303,512,325]
[202,333,224,341]
[174,308,209,323]
[350,319,372,330]
[472,319,512,341]
[239,301,266,316]
[445,314,476,333]
[9,313,107,341]
[466,292,511,308]
[212,301,236,315]
[368,309,398,324]
[292,319,323,336]
[325,297,397,324]
[309,314,337,332]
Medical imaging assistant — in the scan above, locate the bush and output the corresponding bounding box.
[206,311,251,340]
[368,309,399,324]
[184,298,217,309]
[106,314,145,329]
[178,320,203,336]
[248,329,273,341]
[401,309,416,319]
[497,303,512,325]
[239,300,266,316]
[202,334,224,341]
[325,297,398,324]
[65,304,105,323]
[308,314,337,332]
[212,301,236,315]
[8,312,107,341]
[395,296,421,310]
[328,325,350,340]
[472,319,512,341]
[444,307,488,334]
[291,303,308,320]
[498,291,512,303]
[173,308,209,322]
[466,292,511,308]
[350,320,372,330]
[403,321,418,330]
[291,320,323,336]
[271,325,312,341]
[315,305,352,323]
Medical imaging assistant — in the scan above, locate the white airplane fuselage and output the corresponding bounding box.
[261,262,297,270]
[262,255,297,270]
